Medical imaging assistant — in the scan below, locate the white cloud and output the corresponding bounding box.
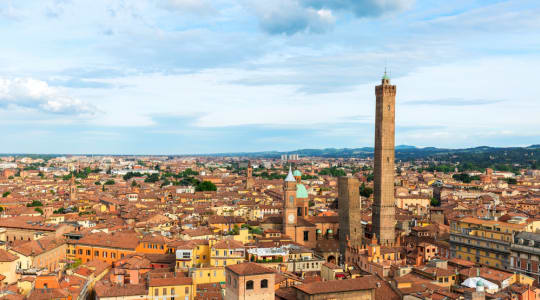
[246,0,336,35]
[0,77,98,115]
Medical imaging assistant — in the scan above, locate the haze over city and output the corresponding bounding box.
[1,0,539,154]
[3,2,540,300]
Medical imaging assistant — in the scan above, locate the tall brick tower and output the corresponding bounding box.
[372,72,396,246]
[338,176,362,260]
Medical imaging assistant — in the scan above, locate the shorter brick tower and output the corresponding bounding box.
[246,162,254,189]
[338,176,362,260]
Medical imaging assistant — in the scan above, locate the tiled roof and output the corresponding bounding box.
[225,262,274,276]
[295,276,377,295]
[0,249,18,262]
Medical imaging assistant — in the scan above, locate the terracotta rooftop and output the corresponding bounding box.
[295,276,378,295]
[225,262,274,276]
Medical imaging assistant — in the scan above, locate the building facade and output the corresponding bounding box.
[510,232,540,282]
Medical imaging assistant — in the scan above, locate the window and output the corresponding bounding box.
[171,288,175,295]
[303,231,309,241]
[289,195,294,206]
[95,251,99,256]
[246,280,254,290]
[163,288,167,295]
[103,251,107,258]
[234,278,237,288]
[297,207,302,216]
[86,250,90,255]
[185,287,189,294]
[112,253,116,259]
[154,288,158,296]
[261,279,268,288]
[78,249,82,254]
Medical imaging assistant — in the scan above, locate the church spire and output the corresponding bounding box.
[285,165,295,182]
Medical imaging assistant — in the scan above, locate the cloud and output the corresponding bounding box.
[302,0,414,18]
[0,0,23,20]
[403,98,504,106]
[158,0,216,15]
[0,77,98,115]
[248,0,413,35]
[248,1,335,35]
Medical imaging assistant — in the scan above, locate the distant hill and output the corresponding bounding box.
[204,145,539,169]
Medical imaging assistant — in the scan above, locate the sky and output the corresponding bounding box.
[1,0,540,154]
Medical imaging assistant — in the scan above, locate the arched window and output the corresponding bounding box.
[246,280,254,290]
[261,279,268,288]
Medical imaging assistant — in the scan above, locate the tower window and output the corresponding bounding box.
[387,105,391,111]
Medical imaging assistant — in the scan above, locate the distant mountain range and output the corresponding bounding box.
[203,145,540,161]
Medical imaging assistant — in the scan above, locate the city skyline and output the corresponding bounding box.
[1,0,540,154]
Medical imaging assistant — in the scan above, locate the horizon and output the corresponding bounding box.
[1,143,539,157]
[1,1,540,153]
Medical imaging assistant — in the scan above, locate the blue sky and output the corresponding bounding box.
[1,0,539,154]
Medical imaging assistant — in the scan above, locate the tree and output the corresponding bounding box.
[2,191,11,198]
[131,180,138,187]
[430,197,440,207]
[0,206,4,212]
[319,167,346,177]
[359,183,373,198]
[309,200,315,207]
[144,173,160,183]
[95,181,101,185]
[105,179,115,185]
[54,207,66,214]
[34,207,43,215]
[505,178,518,185]
[196,181,217,191]
[123,172,143,181]
[26,200,43,207]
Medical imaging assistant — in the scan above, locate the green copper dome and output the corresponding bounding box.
[293,170,302,177]
[296,184,308,198]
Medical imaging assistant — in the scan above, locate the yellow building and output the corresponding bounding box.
[450,216,540,270]
[148,274,194,300]
[210,240,246,268]
[191,266,226,285]
[173,240,210,271]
